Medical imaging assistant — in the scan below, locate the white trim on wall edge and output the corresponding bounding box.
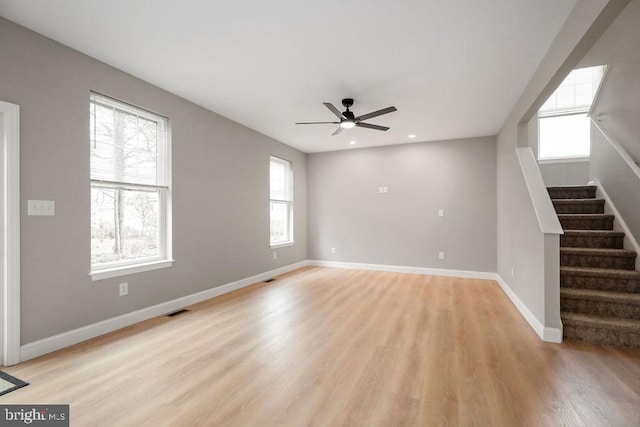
[543,326,563,343]
[308,260,497,280]
[90,259,175,281]
[0,100,21,366]
[537,156,590,164]
[493,275,562,343]
[20,260,310,362]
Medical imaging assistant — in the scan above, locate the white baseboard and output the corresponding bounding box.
[543,326,563,343]
[20,260,310,362]
[493,274,562,343]
[20,259,562,362]
[308,260,497,280]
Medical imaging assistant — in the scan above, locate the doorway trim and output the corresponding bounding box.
[1,100,21,366]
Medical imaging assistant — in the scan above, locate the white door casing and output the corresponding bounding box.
[0,100,21,366]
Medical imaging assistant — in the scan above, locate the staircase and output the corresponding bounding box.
[548,185,640,347]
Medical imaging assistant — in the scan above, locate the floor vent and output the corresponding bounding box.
[166,309,190,317]
[264,278,276,283]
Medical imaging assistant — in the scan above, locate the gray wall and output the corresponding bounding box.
[539,161,591,186]
[581,0,640,243]
[307,137,497,272]
[590,122,640,243]
[0,18,307,344]
[497,0,628,329]
[590,60,640,164]
[581,0,640,164]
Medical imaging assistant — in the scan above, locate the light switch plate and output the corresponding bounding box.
[28,200,55,216]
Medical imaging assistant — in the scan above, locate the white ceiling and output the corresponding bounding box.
[0,0,576,153]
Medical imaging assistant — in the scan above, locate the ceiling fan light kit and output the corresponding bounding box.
[296,98,397,136]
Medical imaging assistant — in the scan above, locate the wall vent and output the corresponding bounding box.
[166,309,190,317]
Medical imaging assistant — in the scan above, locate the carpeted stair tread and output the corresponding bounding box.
[557,214,615,220]
[560,247,637,257]
[549,185,640,346]
[551,198,604,204]
[561,312,640,332]
[547,185,597,191]
[562,312,640,347]
[548,185,597,199]
[552,199,605,214]
[557,214,615,231]
[560,266,640,279]
[561,288,640,305]
[561,267,640,293]
[561,230,625,249]
[561,247,637,270]
[562,230,625,238]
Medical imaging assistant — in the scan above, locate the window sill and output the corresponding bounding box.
[270,242,294,249]
[538,156,590,164]
[90,259,174,281]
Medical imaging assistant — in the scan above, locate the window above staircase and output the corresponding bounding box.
[538,65,605,161]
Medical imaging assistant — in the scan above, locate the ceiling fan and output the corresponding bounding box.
[296,98,397,135]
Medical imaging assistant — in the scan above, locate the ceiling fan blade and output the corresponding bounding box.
[355,106,397,121]
[332,126,344,136]
[324,102,346,120]
[356,122,389,131]
[295,121,340,125]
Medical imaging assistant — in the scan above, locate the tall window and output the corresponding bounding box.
[90,93,172,276]
[270,156,293,247]
[538,65,605,160]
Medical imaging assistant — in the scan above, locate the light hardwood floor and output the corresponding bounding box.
[3,267,640,426]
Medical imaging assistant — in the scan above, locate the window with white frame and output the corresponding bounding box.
[538,65,605,160]
[90,93,172,276]
[270,156,293,247]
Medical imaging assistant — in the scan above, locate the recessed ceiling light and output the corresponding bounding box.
[408,134,417,139]
[349,140,356,145]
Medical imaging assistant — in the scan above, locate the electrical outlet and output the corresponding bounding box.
[273,252,277,260]
[511,267,515,278]
[331,247,336,254]
[119,282,128,296]
[438,252,445,260]
[438,209,445,217]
